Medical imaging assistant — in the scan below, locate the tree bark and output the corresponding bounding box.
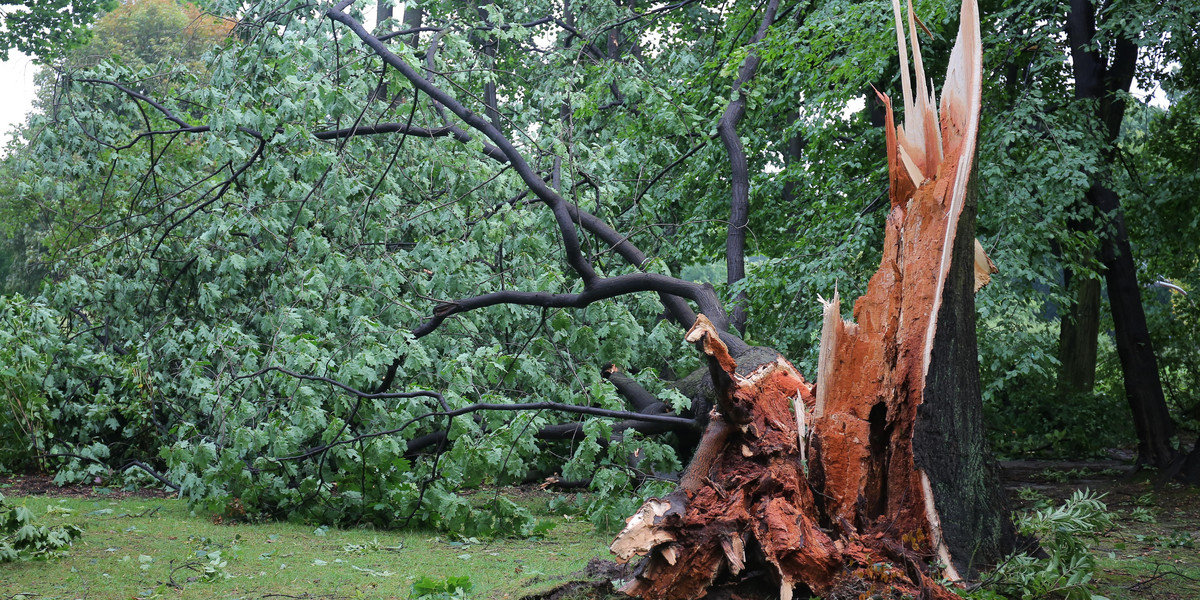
[1092,182,1177,467]
[718,0,780,336]
[375,0,392,28]
[610,2,1012,597]
[470,0,502,132]
[1057,270,1101,396]
[401,3,422,48]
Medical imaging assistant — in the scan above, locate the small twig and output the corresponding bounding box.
[260,594,348,600]
[1127,561,1200,591]
[124,506,162,519]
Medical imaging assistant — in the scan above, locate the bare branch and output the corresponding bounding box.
[277,399,697,462]
[411,272,724,338]
[237,366,449,409]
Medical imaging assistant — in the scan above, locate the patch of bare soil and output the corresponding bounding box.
[0,474,175,499]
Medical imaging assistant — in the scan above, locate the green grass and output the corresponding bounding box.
[1090,486,1200,600]
[7,471,1198,600]
[0,491,613,600]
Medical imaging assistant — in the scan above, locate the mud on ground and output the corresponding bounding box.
[0,474,175,500]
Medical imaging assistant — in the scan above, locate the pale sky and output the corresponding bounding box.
[0,50,37,148]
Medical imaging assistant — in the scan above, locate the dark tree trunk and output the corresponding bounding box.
[912,175,1012,573]
[402,3,422,48]
[1066,0,1179,469]
[717,0,780,337]
[375,0,392,27]
[1091,182,1177,467]
[470,0,502,132]
[1058,270,1101,396]
[781,111,806,206]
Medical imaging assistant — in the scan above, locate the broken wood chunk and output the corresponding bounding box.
[610,497,678,563]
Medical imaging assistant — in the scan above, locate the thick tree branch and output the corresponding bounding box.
[1102,34,1138,141]
[1065,0,1137,143]
[411,272,726,338]
[603,364,667,414]
[328,1,738,343]
[716,0,780,335]
[329,1,599,285]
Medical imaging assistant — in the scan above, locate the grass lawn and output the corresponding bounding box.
[0,484,613,600]
[4,465,1199,600]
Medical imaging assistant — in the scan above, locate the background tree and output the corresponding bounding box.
[0,0,232,296]
[0,0,115,61]
[968,0,1200,466]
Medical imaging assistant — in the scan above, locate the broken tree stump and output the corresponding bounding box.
[610,1,1011,598]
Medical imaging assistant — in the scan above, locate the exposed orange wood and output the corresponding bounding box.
[610,1,984,596]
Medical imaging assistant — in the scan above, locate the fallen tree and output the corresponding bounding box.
[610,1,1012,597]
[13,0,1015,564]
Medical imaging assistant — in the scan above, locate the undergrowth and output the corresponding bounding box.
[964,489,1113,600]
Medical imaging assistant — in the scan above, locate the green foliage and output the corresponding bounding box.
[0,0,116,61]
[0,0,709,534]
[0,295,55,468]
[412,575,473,600]
[0,492,83,562]
[983,490,1113,600]
[0,294,154,477]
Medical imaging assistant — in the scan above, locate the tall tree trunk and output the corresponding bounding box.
[375,0,392,28]
[470,0,502,132]
[610,3,1011,597]
[1058,268,1101,396]
[1065,0,1178,468]
[781,111,806,206]
[402,3,422,48]
[1091,182,1177,467]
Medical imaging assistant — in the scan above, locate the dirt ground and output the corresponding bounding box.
[0,474,175,500]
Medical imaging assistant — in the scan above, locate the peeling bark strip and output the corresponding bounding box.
[611,1,1010,598]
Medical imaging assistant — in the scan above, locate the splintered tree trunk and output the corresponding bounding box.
[610,1,1010,598]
